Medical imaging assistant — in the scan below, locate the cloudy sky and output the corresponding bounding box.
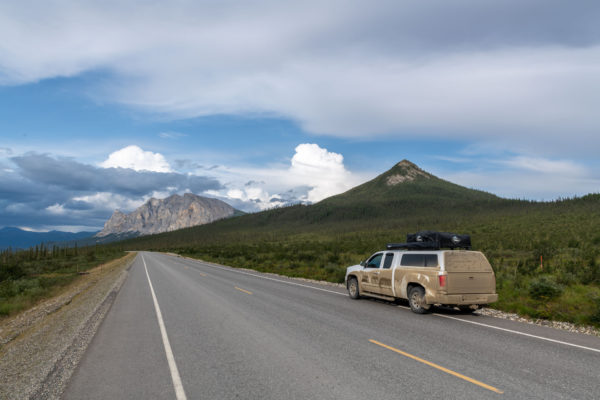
[1,0,599,232]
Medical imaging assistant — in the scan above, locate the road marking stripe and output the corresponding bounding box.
[181,257,347,296]
[142,255,188,400]
[369,339,503,394]
[434,313,600,354]
[235,286,253,295]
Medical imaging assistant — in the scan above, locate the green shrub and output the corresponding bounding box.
[590,297,600,325]
[0,302,19,316]
[529,276,563,300]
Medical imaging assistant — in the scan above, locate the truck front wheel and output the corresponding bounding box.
[408,286,431,314]
[347,277,360,299]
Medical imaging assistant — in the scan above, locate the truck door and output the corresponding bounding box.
[376,253,395,296]
[361,253,383,292]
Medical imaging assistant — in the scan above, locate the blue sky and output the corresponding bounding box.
[1,1,599,232]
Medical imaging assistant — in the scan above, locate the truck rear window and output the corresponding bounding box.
[444,252,492,272]
[400,254,438,267]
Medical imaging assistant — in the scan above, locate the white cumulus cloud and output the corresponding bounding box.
[207,143,363,211]
[289,143,353,203]
[100,145,172,172]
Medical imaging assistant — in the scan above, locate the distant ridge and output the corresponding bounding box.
[0,227,97,250]
[96,193,238,237]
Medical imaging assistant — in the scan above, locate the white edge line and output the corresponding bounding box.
[171,254,347,296]
[434,313,600,354]
[142,254,188,400]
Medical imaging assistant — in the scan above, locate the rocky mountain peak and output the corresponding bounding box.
[385,159,432,186]
[96,193,236,237]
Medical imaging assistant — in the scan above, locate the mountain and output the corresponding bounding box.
[0,227,97,250]
[316,159,501,214]
[327,159,497,202]
[96,193,238,237]
[211,159,505,228]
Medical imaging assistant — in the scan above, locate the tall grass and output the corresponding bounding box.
[0,244,125,317]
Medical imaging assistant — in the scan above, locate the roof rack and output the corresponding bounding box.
[386,242,439,250]
[386,231,472,251]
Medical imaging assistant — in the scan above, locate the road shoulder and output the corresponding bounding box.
[0,252,136,400]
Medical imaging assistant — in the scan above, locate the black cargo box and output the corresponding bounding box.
[387,231,471,250]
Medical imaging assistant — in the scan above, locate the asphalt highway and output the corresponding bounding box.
[63,252,600,399]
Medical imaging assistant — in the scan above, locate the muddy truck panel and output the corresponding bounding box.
[345,249,498,313]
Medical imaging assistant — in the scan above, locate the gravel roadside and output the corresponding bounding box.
[0,252,137,400]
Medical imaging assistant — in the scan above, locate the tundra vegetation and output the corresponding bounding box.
[0,244,125,316]
[120,162,600,328]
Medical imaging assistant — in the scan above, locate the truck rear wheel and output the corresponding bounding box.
[347,277,360,299]
[408,286,431,314]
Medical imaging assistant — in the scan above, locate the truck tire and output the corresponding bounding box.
[347,277,360,299]
[408,286,431,314]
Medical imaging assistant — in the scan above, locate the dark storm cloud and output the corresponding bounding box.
[344,1,600,54]
[0,203,110,230]
[12,153,222,196]
[64,199,95,211]
[0,153,224,230]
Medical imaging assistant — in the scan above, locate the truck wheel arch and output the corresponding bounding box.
[406,282,424,294]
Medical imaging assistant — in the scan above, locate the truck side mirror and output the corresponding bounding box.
[360,260,366,267]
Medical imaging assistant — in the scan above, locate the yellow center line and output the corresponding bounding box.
[235,286,253,295]
[183,265,205,276]
[369,339,503,394]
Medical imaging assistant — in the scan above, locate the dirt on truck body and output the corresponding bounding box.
[345,233,498,314]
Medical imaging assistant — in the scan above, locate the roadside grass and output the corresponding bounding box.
[0,247,126,318]
[494,279,600,327]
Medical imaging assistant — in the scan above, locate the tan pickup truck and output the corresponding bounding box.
[345,249,498,313]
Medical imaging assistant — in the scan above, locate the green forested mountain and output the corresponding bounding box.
[122,160,600,326]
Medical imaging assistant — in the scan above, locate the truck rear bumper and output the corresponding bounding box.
[427,293,498,305]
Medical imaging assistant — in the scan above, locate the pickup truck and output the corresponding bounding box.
[345,249,498,313]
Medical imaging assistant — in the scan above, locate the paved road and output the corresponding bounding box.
[64,252,600,399]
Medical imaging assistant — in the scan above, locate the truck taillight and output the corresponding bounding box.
[438,275,447,288]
